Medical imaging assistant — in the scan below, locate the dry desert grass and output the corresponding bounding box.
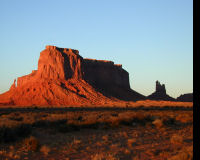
[0,105,193,160]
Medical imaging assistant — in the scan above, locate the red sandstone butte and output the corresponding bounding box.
[0,45,145,106]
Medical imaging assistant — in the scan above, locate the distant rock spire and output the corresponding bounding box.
[147,80,175,101]
[156,80,166,94]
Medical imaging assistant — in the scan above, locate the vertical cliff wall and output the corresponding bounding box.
[37,45,83,80]
[82,59,130,89]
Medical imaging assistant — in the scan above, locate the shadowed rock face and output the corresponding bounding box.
[0,45,145,106]
[155,81,166,95]
[147,81,175,101]
[176,93,193,102]
[83,59,130,89]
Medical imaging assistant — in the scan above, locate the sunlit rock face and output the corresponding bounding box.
[17,46,83,87]
[38,46,83,80]
[0,45,145,106]
[147,81,175,101]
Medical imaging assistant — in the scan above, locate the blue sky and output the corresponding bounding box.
[0,0,193,98]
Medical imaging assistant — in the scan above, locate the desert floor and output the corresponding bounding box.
[0,106,193,160]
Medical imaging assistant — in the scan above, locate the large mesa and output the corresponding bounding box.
[0,45,145,106]
[17,46,130,89]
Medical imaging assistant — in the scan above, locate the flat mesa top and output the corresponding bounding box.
[45,45,79,55]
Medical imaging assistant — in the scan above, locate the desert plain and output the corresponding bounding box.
[0,101,193,160]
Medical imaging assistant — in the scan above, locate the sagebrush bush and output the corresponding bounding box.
[175,114,193,123]
[23,136,40,152]
[168,147,193,160]
[40,145,51,155]
[127,138,136,148]
[91,153,119,160]
[170,134,183,144]
[0,124,31,143]
[152,119,163,128]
